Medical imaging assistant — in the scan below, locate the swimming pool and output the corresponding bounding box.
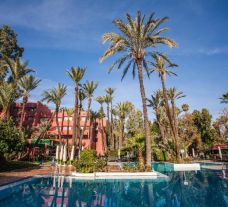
[0,168,227,207]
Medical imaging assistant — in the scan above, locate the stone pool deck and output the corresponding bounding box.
[0,165,75,186]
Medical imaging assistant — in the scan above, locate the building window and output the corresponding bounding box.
[63,126,72,131]
[26,107,36,112]
[81,116,86,122]
[58,117,62,122]
[64,117,72,121]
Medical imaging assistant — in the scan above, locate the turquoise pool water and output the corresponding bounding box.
[0,166,228,206]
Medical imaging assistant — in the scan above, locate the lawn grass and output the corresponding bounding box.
[0,161,39,172]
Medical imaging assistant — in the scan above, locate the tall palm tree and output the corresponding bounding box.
[79,81,98,152]
[0,82,17,120]
[150,53,180,161]
[116,101,133,149]
[104,95,111,123]
[89,110,99,149]
[42,83,67,144]
[100,11,177,169]
[168,87,185,137]
[96,96,106,152]
[19,75,41,128]
[66,108,74,157]
[66,67,85,147]
[104,94,112,148]
[105,87,115,149]
[147,90,167,145]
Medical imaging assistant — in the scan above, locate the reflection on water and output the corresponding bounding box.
[0,170,228,207]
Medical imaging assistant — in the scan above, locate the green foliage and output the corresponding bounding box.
[0,118,26,159]
[0,161,37,172]
[182,104,189,112]
[74,150,106,173]
[126,108,143,137]
[123,162,139,172]
[107,149,118,157]
[153,148,168,161]
[0,25,24,60]
[192,109,215,147]
[220,92,228,104]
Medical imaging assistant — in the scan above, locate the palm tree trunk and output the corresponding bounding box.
[158,121,167,145]
[107,103,110,123]
[89,122,93,149]
[110,101,114,149]
[72,84,79,147]
[101,117,107,153]
[171,99,179,138]
[55,107,62,144]
[136,60,152,170]
[138,147,145,171]
[160,74,180,162]
[61,109,65,135]
[79,97,91,152]
[19,96,27,129]
[67,117,70,158]
[118,119,124,149]
[106,103,110,148]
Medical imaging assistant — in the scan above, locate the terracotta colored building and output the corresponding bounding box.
[49,109,105,155]
[7,102,106,156]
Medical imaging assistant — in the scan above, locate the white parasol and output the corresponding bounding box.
[55,145,59,160]
[63,144,67,162]
[59,145,64,161]
[70,146,75,161]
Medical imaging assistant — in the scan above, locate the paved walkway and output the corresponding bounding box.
[0,165,75,186]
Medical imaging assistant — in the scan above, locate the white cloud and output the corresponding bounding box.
[0,0,125,50]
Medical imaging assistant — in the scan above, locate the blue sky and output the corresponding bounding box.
[0,0,227,120]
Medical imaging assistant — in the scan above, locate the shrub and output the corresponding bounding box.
[153,149,168,161]
[123,162,139,172]
[74,149,106,173]
[0,118,26,160]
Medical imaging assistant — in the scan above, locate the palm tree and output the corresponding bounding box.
[19,75,41,128]
[182,104,189,113]
[0,82,18,120]
[150,53,180,162]
[79,88,86,110]
[104,94,112,148]
[105,87,115,149]
[100,11,177,169]
[6,57,33,90]
[116,101,133,149]
[41,83,67,144]
[89,110,99,149]
[147,90,167,145]
[66,108,74,157]
[66,67,85,147]
[168,87,185,136]
[96,96,106,152]
[79,81,98,152]
[220,93,228,104]
[124,133,145,171]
